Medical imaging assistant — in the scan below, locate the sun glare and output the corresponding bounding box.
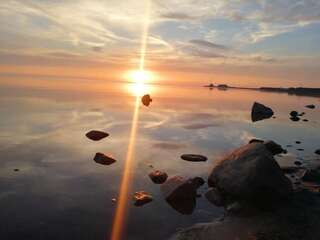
[129,70,152,83]
[126,70,154,96]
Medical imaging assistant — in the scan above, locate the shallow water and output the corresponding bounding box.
[0,83,319,240]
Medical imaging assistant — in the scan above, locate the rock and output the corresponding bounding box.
[295,141,301,144]
[299,112,306,116]
[290,111,299,117]
[263,140,285,155]
[297,148,304,151]
[93,152,116,165]
[181,154,207,162]
[251,102,274,122]
[305,104,315,109]
[85,130,109,141]
[149,170,168,184]
[303,119,309,122]
[205,188,225,207]
[302,170,320,183]
[290,116,300,122]
[141,94,152,106]
[281,166,304,174]
[14,169,19,172]
[249,139,264,144]
[315,149,320,155]
[294,161,302,166]
[161,176,204,215]
[133,191,153,206]
[207,143,292,208]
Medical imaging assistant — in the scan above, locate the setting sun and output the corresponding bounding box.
[126,70,154,96]
[128,70,153,83]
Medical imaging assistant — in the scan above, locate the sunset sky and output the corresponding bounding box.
[1,0,320,88]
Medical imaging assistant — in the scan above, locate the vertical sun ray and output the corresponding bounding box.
[110,1,151,240]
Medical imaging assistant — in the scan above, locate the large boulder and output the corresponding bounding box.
[161,176,204,215]
[251,102,274,122]
[207,142,292,208]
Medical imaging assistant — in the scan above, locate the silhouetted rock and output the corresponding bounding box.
[302,169,320,183]
[161,176,204,215]
[296,141,301,144]
[264,140,285,155]
[251,102,274,122]
[141,94,152,106]
[290,116,300,122]
[305,104,315,109]
[181,154,207,162]
[14,169,19,172]
[85,130,109,141]
[93,152,116,165]
[290,111,299,117]
[299,112,306,116]
[249,139,264,144]
[149,170,168,184]
[297,148,304,151]
[133,191,153,206]
[315,149,320,155]
[207,143,292,208]
[303,119,309,122]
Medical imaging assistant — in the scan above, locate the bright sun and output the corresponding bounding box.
[126,70,154,96]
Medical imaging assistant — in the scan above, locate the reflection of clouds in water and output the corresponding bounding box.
[182,122,221,130]
[152,141,187,150]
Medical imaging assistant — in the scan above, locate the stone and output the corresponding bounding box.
[133,191,153,206]
[290,116,300,122]
[149,170,168,184]
[294,161,302,166]
[85,130,109,141]
[161,176,204,215]
[315,149,320,155]
[181,154,207,162]
[207,143,292,207]
[302,169,320,183]
[248,139,264,144]
[141,94,152,106]
[251,102,274,122]
[263,140,285,155]
[93,152,116,165]
[290,111,299,117]
[305,104,315,109]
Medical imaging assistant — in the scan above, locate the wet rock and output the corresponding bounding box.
[315,149,320,155]
[249,139,264,144]
[305,104,315,109]
[303,119,309,122]
[207,142,292,208]
[302,170,320,183]
[85,130,109,141]
[149,170,168,184]
[93,152,116,165]
[264,140,285,155]
[297,148,304,151]
[141,94,152,106]
[294,161,302,166]
[161,176,204,214]
[133,191,153,206]
[290,111,299,117]
[251,102,274,122]
[181,154,207,162]
[295,141,301,144]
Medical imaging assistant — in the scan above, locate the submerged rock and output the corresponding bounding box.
[133,191,153,206]
[181,154,208,162]
[93,152,116,165]
[305,104,316,109]
[85,130,109,141]
[141,94,152,106]
[149,170,168,184]
[207,142,292,208]
[161,176,204,215]
[251,102,274,122]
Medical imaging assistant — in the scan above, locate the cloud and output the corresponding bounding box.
[160,12,197,20]
[189,40,229,50]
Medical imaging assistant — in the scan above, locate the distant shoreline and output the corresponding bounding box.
[204,84,320,97]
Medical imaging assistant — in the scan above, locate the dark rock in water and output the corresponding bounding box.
[207,142,292,208]
[161,176,204,214]
[295,141,301,144]
[14,169,19,172]
[305,104,316,109]
[86,130,109,141]
[149,170,168,184]
[282,149,288,154]
[264,140,285,155]
[297,148,304,151]
[205,188,225,207]
[133,191,153,206]
[290,116,300,122]
[315,149,320,155]
[294,161,302,166]
[299,112,306,116]
[181,154,207,162]
[303,119,309,122]
[302,170,320,183]
[251,102,274,122]
[94,152,116,165]
[141,94,152,106]
[290,111,299,117]
[249,139,264,144]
